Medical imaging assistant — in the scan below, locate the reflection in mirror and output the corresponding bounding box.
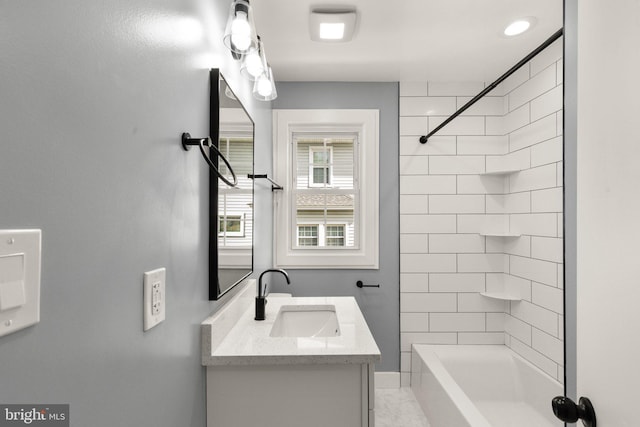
[210,69,254,300]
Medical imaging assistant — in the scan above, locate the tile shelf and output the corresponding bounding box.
[480,291,522,301]
[483,149,529,176]
[479,232,521,237]
[480,168,522,176]
[477,151,528,301]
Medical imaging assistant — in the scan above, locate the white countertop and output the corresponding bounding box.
[201,286,381,366]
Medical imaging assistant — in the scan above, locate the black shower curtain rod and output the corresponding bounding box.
[419,28,564,144]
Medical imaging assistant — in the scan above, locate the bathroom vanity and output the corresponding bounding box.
[201,280,381,427]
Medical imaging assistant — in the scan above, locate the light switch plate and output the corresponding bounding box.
[0,230,41,338]
[143,268,165,331]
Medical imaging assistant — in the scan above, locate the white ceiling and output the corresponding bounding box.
[251,0,563,82]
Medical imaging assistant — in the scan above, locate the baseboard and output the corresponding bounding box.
[375,372,401,388]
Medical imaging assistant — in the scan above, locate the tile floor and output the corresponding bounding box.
[375,387,430,427]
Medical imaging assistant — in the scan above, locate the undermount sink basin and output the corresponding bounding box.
[269,305,341,337]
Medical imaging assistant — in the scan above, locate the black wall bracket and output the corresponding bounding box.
[248,174,283,191]
[356,280,380,289]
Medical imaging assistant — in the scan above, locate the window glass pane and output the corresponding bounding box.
[326,238,344,246]
[309,146,332,187]
[218,136,253,190]
[313,151,329,163]
[329,138,355,190]
[299,238,318,246]
[218,194,251,246]
[294,136,356,190]
[295,194,356,248]
[326,225,345,247]
[219,216,242,233]
[326,225,344,237]
[298,225,316,236]
[312,167,330,185]
[297,225,318,246]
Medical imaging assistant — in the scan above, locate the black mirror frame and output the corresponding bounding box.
[209,68,255,300]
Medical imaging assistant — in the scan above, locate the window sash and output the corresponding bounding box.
[292,192,358,250]
[292,133,359,250]
[308,145,333,187]
[297,225,319,246]
[325,225,345,246]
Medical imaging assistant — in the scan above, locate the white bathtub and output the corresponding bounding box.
[411,345,563,427]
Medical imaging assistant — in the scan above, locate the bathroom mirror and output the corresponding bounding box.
[209,69,254,300]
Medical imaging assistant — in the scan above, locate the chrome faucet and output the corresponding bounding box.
[255,269,290,321]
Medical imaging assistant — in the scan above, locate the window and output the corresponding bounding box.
[326,225,345,246]
[297,225,319,246]
[296,224,346,247]
[294,135,355,250]
[218,213,245,237]
[273,109,379,269]
[309,145,333,187]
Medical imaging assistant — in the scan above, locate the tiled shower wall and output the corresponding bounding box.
[399,39,563,386]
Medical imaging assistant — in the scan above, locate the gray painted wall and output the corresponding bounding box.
[272,82,400,372]
[0,0,271,425]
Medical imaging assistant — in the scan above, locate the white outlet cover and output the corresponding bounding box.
[143,268,165,331]
[0,230,41,338]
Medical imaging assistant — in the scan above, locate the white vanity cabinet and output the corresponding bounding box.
[201,280,380,427]
[206,362,375,427]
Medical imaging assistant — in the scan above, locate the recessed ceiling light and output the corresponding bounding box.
[319,23,346,40]
[309,9,357,42]
[504,18,536,36]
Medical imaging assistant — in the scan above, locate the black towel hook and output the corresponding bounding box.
[181,132,238,188]
[356,280,380,289]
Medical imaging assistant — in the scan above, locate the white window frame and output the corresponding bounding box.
[273,109,379,269]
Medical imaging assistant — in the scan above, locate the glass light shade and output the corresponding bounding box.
[223,0,258,54]
[253,65,277,101]
[240,39,267,80]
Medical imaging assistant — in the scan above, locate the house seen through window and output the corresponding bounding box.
[294,136,356,248]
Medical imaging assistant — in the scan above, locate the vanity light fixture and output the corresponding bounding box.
[309,9,357,42]
[240,36,267,81]
[252,64,277,101]
[223,0,258,55]
[503,17,536,36]
[223,0,277,100]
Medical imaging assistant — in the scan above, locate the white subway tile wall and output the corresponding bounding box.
[399,39,563,385]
